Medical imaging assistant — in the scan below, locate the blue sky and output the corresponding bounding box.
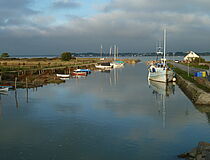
[0,0,210,55]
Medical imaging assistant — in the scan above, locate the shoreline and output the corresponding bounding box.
[0,57,140,89]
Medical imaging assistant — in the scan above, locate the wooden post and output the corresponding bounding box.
[26,77,28,89]
[26,77,29,103]
[15,77,17,90]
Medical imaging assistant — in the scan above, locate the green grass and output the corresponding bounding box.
[180,62,209,70]
[168,63,210,92]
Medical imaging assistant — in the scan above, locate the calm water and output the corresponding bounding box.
[0,61,210,160]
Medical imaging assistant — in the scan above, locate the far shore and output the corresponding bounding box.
[0,57,140,89]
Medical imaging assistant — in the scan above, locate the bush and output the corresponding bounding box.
[192,57,205,63]
[60,52,72,61]
[1,53,10,58]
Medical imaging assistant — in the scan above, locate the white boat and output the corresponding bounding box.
[56,74,70,78]
[148,29,175,83]
[111,45,125,68]
[148,64,174,82]
[111,61,124,68]
[95,62,113,69]
[0,87,9,92]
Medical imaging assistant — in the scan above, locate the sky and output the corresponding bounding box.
[0,0,210,55]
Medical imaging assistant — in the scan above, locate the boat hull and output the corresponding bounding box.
[56,74,70,78]
[71,72,87,76]
[0,87,9,92]
[95,65,112,69]
[148,69,174,83]
[111,63,124,68]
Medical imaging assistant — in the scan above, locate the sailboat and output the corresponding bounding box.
[148,29,175,82]
[111,45,124,68]
[95,45,112,69]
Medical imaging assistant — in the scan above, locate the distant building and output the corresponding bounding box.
[184,51,200,62]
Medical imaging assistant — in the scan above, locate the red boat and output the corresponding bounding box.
[71,71,87,76]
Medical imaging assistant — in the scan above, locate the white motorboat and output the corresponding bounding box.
[148,29,175,83]
[56,74,70,78]
[0,87,9,92]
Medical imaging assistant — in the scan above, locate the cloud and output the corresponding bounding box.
[52,0,81,9]
[0,0,210,54]
[0,0,38,26]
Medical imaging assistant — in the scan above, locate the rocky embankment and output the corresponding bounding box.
[176,74,210,105]
[178,142,210,160]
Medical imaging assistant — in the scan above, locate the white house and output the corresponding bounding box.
[184,51,200,62]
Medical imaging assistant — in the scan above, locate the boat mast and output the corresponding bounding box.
[109,47,112,57]
[163,29,166,66]
[117,46,119,59]
[114,45,116,61]
[100,45,103,57]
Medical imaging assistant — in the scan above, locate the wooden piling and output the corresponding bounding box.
[26,77,28,89]
[15,77,17,90]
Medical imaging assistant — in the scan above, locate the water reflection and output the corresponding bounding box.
[195,105,210,124]
[148,80,175,128]
[0,63,210,160]
[148,81,175,97]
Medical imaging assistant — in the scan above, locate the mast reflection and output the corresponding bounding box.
[148,80,175,128]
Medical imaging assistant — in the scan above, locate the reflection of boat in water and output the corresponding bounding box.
[148,80,175,97]
[149,80,175,128]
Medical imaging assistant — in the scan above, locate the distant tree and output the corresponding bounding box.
[1,53,10,58]
[60,52,72,61]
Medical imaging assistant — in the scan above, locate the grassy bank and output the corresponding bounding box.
[179,62,209,70]
[0,57,140,88]
[168,63,210,93]
[0,57,101,72]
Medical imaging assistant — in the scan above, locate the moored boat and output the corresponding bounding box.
[111,61,124,68]
[0,87,9,92]
[95,62,113,69]
[74,69,91,74]
[148,29,175,83]
[71,71,87,76]
[111,45,124,68]
[56,74,70,78]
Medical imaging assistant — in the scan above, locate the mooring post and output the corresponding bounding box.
[26,77,28,89]
[15,77,17,90]
[26,77,29,103]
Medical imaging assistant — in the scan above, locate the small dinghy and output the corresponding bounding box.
[56,74,70,78]
[0,87,9,92]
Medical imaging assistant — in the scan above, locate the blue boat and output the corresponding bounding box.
[74,69,91,74]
